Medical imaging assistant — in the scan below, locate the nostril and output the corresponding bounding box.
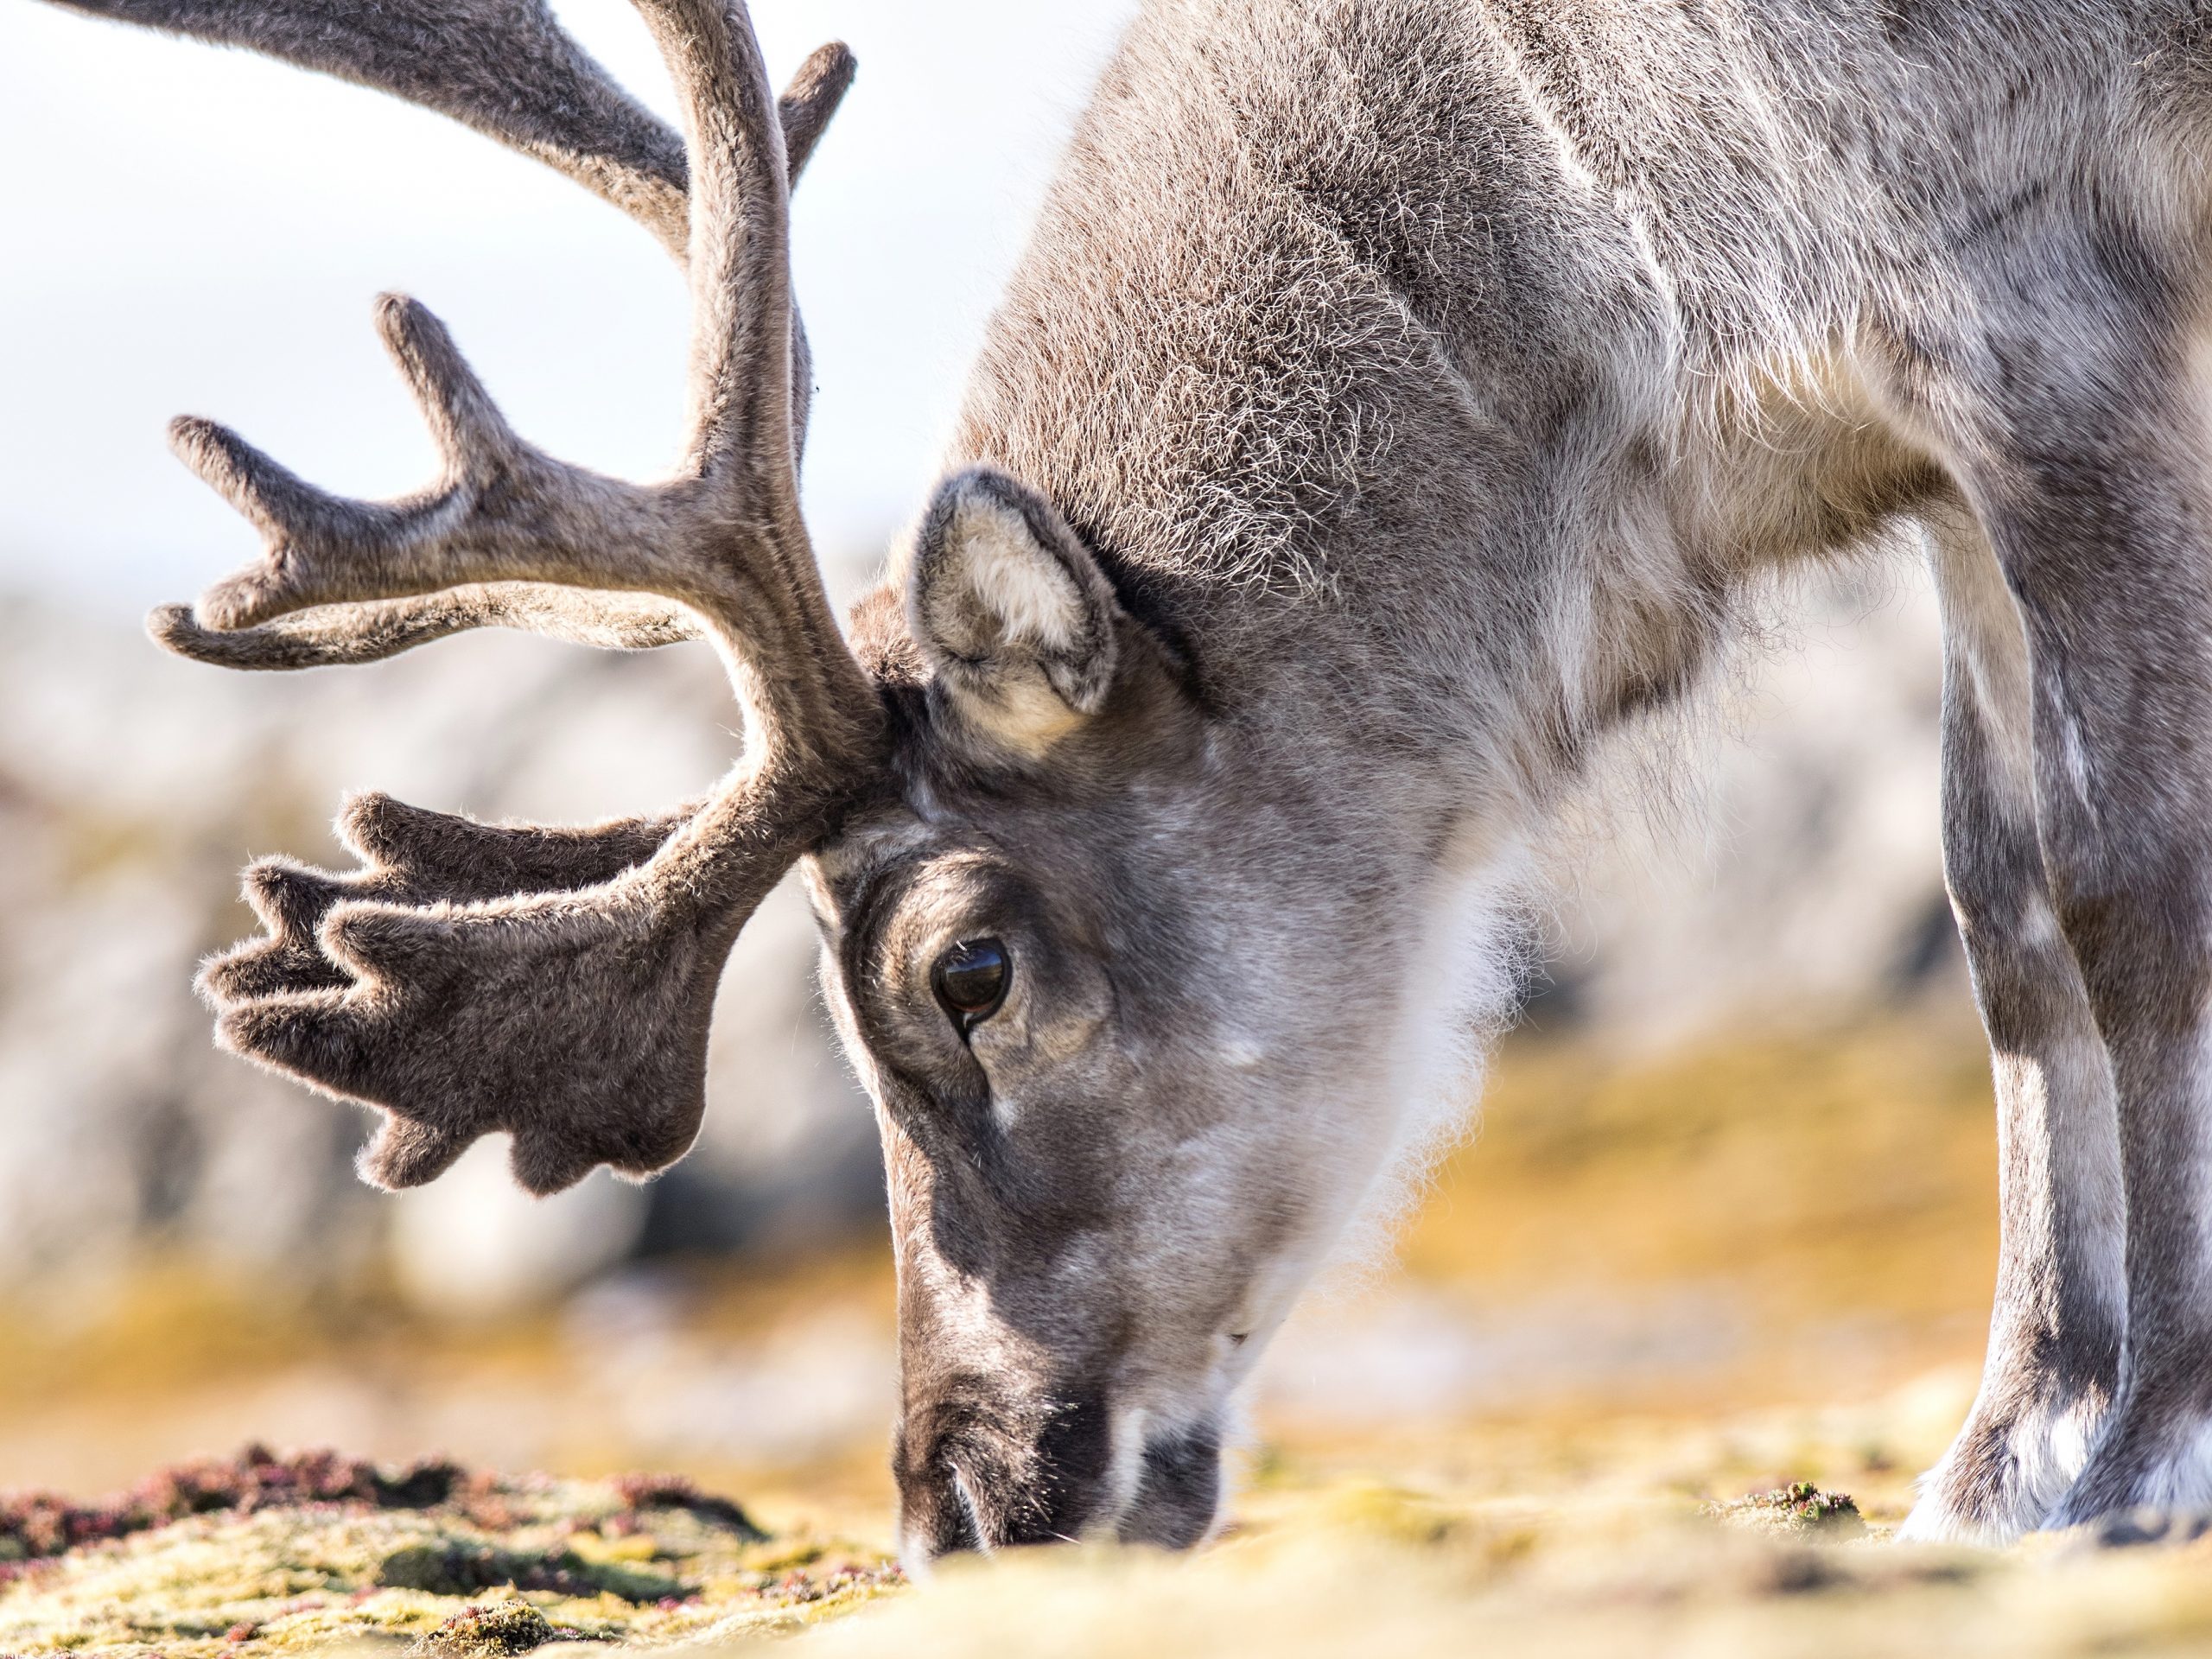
[1227,1331,1249,1347]
[895,1384,1113,1559]
[898,1458,988,1565]
[1119,1421,1223,1550]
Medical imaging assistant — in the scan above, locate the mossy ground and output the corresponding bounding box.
[0,1457,897,1656]
[14,1008,2209,1656]
[11,1404,2212,1659]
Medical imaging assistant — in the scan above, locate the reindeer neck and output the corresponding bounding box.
[949,0,1958,814]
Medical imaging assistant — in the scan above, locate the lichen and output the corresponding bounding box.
[1705,1481,1867,1539]
[0,1445,463,1571]
[411,1599,568,1657]
[0,1450,901,1657]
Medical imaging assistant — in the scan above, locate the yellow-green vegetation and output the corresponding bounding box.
[766,1381,2212,1659]
[772,1479,2212,1659]
[14,1400,2212,1659]
[0,1454,898,1657]
[20,1008,2198,1657]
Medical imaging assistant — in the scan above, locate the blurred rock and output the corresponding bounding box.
[387,1144,651,1318]
[1536,554,1955,1046]
[0,549,1956,1312]
[0,595,877,1312]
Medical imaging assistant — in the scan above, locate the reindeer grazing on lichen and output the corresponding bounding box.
[37,0,2212,1558]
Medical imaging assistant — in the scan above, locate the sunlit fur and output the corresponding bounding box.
[54,0,2212,1559]
[817,0,2212,1555]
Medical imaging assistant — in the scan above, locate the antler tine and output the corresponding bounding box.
[771,41,854,467]
[200,791,694,1005]
[149,588,698,671]
[779,42,858,188]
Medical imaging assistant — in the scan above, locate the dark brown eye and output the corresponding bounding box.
[932,938,1010,1032]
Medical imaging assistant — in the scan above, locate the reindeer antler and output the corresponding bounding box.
[65,0,854,674]
[148,588,702,670]
[204,792,694,1007]
[49,1,854,261]
[79,0,890,1192]
[204,793,696,1190]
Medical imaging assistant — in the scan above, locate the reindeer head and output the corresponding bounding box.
[803,466,1440,1556]
[83,0,1459,1559]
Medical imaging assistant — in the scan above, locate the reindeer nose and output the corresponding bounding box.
[894,1458,987,1562]
[893,1382,1115,1560]
[1118,1421,1224,1548]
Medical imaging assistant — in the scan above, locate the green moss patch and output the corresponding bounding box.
[410,1600,569,1657]
[1705,1481,1868,1539]
[0,1450,899,1656]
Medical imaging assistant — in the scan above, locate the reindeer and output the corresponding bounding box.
[35,0,2212,1555]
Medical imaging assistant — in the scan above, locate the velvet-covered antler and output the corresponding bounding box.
[70,0,889,1192]
[148,587,702,670]
[204,792,692,1006]
[65,0,856,675]
[203,792,696,1189]
[48,0,854,260]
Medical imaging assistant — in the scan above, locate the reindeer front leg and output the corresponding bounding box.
[1935,325,2212,1532]
[1900,500,2126,1544]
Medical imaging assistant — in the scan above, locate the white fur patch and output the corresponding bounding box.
[1897,1391,2106,1544]
[1218,1033,1268,1071]
[1332,831,1534,1278]
[953,498,1083,652]
[1097,1402,1154,1541]
[2137,1418,2212,1511]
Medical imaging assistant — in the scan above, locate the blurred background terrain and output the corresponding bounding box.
[0,558,1986,1524]
[0,0,2000,1573]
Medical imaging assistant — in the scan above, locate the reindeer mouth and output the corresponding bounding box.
[894,1370,1232,1560]
[897,1393,1225,1564]
[896,1382,1109,1560]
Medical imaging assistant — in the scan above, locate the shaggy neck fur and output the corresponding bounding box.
[938,1,1975,829]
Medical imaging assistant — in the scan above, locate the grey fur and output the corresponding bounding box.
[41,0,2212,1559]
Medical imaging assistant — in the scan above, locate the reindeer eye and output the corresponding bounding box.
[932,938,1010,1031]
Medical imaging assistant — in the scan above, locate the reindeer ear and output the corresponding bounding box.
[906,467,1121,751]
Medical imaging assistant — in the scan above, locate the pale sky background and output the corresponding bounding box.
[0,0,1139,618]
